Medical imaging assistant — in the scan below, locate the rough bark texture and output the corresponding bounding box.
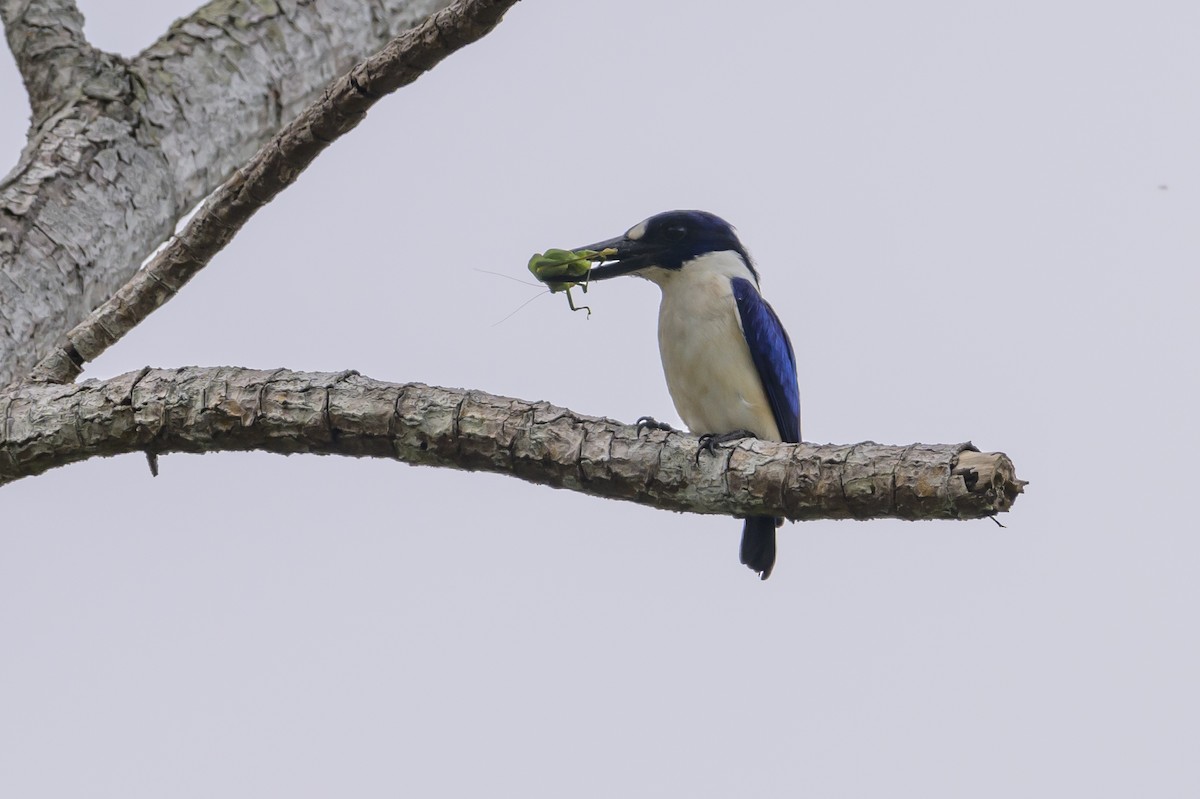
[0,0,456,389]
[131,0,456,218]
[0,367,1026,521]
[1,0,95,121]
[28,0,521,384]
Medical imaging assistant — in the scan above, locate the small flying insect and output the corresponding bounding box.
[526,247,617,317]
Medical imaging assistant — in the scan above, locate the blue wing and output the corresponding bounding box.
[731,277,800,443]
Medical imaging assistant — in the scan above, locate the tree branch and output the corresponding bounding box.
[0,0,466,389]
[28,0,522,385]
[1,0,97,122]
[129,0,459,218]
[0,367,1026,521]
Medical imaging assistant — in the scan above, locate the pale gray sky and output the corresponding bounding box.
[2,1,1198,796]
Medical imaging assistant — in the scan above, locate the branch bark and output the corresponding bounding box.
[0,367,1026,521]
[130,0,459,220]
[28,0,521,384]
[1,0,97,122]
[0,0,459,388]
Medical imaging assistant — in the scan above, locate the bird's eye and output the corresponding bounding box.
[664,225,687,241]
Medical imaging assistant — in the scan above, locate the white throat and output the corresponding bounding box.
[637,250,758,291]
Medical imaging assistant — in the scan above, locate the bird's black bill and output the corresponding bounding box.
[573,235,665,280]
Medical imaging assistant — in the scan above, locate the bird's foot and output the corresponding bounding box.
[695,429,757,465]
[635,416,677,436]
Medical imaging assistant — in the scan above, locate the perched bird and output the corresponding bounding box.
[577,210,800,579]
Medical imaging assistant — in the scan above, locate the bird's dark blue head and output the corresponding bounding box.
[577,210,758,282]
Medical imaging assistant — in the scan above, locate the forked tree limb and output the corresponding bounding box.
[27,0,521,385]
[0,367,1026,521]
[0,0,460,388]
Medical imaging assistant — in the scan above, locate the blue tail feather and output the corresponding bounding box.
[740,516,778,580]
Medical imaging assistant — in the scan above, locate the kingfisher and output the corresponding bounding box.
[576,210,800,579]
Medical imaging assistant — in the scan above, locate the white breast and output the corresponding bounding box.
[645,252,781,441]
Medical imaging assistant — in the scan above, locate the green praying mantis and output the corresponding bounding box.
[526,247,617,316]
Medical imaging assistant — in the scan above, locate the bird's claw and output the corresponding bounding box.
[635,416,676,436]
[694,429,756,465]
